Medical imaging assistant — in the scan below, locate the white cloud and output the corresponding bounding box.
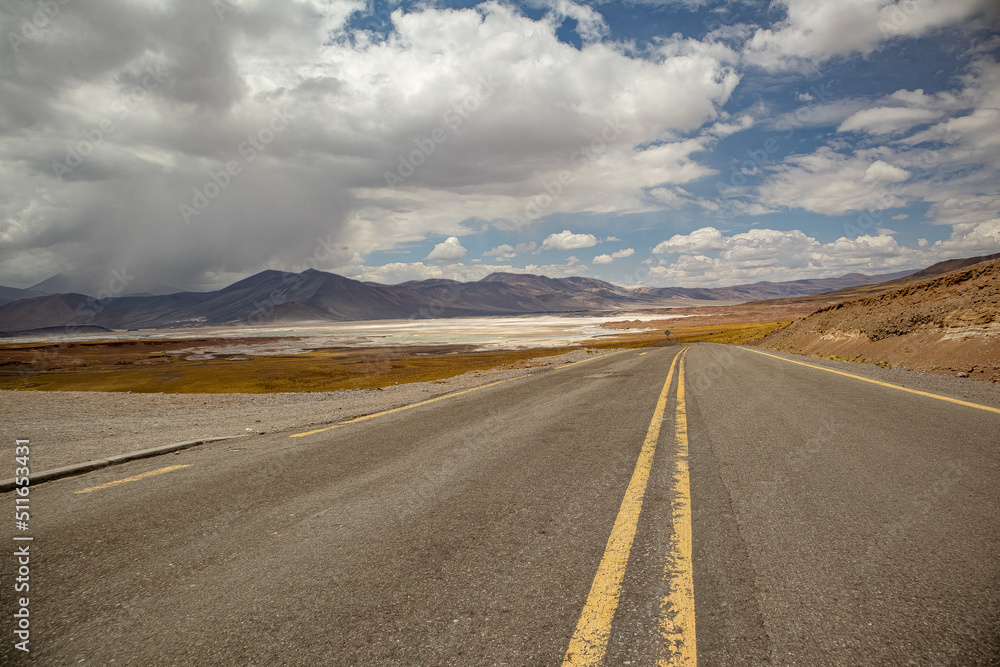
[648,186,694,208]
[752,56,1000,249]
[647,225,1000,287]
[744,0,997,71]
[426,236,468,261]
[593,247,635,264]
[757,148,911,215]
[705,115,755,138]
[542,0,609,43]
[483,241,537,260]
[542,229,599,250]
[653,226,727,254]
[484,244,516,259]
[838,106,943,134]
[863,160,911,183]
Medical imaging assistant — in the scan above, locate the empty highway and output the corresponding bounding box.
[3,344,999,665]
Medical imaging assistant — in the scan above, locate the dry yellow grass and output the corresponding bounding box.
[0,327,697,394]
[667,321,791,345]
[0,344,583,393]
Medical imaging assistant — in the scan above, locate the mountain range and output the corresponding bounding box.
[0,256,988,334]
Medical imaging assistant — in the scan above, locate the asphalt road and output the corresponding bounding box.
[3,344,999,665]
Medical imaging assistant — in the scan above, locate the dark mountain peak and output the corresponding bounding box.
[220,269,302,291]
[29,273,75,293]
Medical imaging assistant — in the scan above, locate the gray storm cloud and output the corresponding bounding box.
[0,0,741,290]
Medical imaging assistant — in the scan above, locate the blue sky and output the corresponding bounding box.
[1,0,998,291]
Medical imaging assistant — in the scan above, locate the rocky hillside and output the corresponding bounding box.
[759,258,1000,381]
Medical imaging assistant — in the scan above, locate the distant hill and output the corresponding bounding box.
[750,252,1000,305]
[636,269,916,303]
[0,261,975,332]
[30,272,182,298]
[0,325,114,338]
[0,285,48,308]
[758,257,1000,381]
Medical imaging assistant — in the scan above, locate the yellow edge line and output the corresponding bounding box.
[74,464,192,494]
[562,346,688,666]
[741,347,1000,416]
[659,350,697,666]
[289,375,528,438]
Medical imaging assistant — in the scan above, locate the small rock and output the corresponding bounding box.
[957,371,970,378]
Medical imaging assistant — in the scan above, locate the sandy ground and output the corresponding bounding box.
[0,349,603,473]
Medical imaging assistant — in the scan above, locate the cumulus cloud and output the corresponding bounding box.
[542,230,599,250]
[653,227,727,254]
[863,160,911,183]
[649,225,1000,287]
[426,237,468,261]
[592,247,635,264]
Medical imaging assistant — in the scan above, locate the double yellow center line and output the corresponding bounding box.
[563,346,697,666]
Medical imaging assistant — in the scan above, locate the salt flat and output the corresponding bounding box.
[3,312,703,351]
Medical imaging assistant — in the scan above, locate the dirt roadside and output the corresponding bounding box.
[0,349,604,472]
[758,259,1000,382]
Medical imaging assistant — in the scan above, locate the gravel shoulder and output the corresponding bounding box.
[1,349,605,471]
